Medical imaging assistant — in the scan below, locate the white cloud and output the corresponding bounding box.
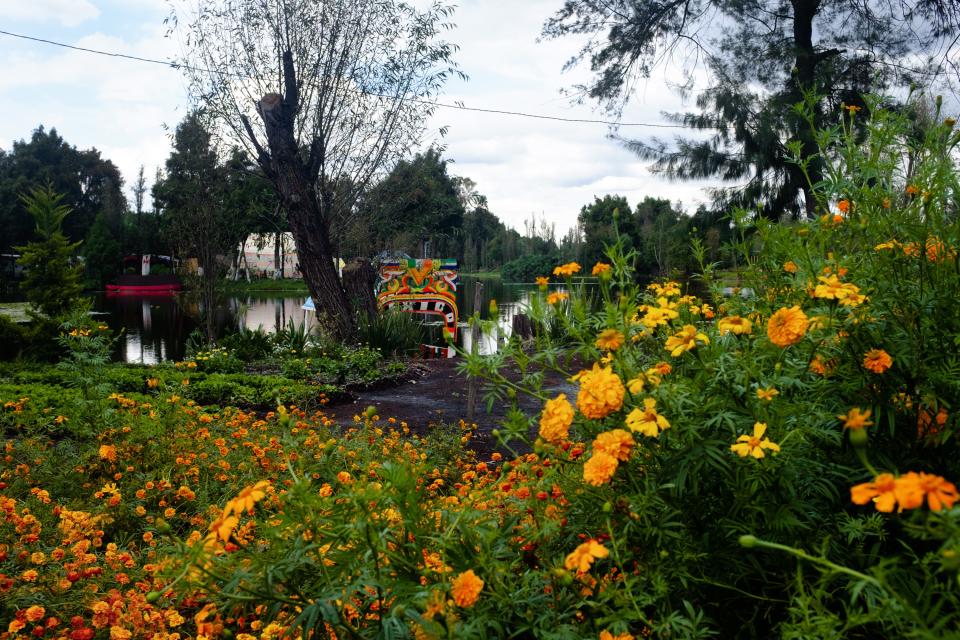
[0,0,100,27]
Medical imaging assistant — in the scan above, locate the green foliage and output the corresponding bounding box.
[83,212,122,288]
[15,185,85,317]
[500,253,562,282]
[356,309,426,357]
[0,126,126,252]
[0,314,60,362]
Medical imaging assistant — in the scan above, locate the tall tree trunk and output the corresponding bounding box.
[791,0,824,218]
[256,91,354,340]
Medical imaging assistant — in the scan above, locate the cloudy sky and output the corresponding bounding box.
[0,0,719,235]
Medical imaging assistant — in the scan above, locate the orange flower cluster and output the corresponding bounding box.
[539,394,574,444]
[767,306,809,347]
[851,472,958,512]
[575,364,625,420]
[553,262,582,277]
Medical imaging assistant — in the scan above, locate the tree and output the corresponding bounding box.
[15,185,84,317]
[542,0,960,218]
[83,213,122,288]
[170,0,463,339]
[0,127,126,251]
[578,195,635,267]
[153,112,242,344]
[357,149,466,258]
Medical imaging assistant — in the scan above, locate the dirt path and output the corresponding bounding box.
[323,358,577,455]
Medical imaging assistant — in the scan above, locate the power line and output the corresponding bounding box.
[0,28,697,129]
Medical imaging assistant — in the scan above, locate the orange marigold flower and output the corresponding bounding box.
[576,364,625,419]
[450,570,484,607]
[535,276,549,289]
[664,324,710,357]
[730,422,780,459]
[337,471,353,484]
[539,394,574,444]
[863,349,893,374]
[717,315,752,336]
[24,605,46,622]
[98,444,117,463]
[902,472,959,511]
[600,632,634,640]
[553,262,582,277]
[767,306,808,347]
[851,473,913,512]
[838,407,873,430]
[595,329,625,351]
[592,262,612,277]
[564,539,609,573]
[783,261,798,273]
[547,291,569,306]
[837,199,850,214]
[583,451,619,486]
[593,429,634,461]
[906,184,920,196]
[624,398,670,437]
[756,387,779,401]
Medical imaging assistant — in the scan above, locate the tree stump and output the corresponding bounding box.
[512,313,535,341]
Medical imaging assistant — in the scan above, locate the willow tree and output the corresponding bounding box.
[170,0,463,338]
[543,0,960,218]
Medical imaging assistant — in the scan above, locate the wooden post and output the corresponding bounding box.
[465,281,484,422]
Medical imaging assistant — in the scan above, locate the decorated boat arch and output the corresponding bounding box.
[375,258,459,358]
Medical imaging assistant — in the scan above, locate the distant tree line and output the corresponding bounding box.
[0,120,737,294]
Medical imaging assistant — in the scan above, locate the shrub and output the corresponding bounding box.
[356,308,425,357]
[500,252,562,282]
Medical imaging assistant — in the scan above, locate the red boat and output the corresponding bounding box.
[106,256,182,295]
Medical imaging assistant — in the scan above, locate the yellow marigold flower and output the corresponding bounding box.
[583,450,619,485]
[863,349,892,374]
[553,262,582,277]
[539,394,574,444]
[535,276,549,289]
[595,329,625,351]
[664,324,709,357]
[226,480,271,517]
[756,387,779,401]
[564,539,609,573]
[627,376,644,394]
[209,514,238,542]
[450,569,484,608]
[547,291,569,305]
[838,407,873,430]
[592,262,612,277]
[767,306,808,347]
[874,240,899,251]
[593,429,634,461]
[730,422,780,459]
[576,364,625,419]
[640,305,678,328]
[783,261,798,273]
[624,398,670,437]
[717,315,752,336]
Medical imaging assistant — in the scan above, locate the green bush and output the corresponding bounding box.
[357,309,425,357]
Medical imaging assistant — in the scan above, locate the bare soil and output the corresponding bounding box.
[323,358,577,457]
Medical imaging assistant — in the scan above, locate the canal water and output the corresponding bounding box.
[92,277,542,364]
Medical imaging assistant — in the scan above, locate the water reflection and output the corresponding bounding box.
[94,278,541,364]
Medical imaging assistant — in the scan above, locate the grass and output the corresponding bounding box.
[221,278,310,294]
